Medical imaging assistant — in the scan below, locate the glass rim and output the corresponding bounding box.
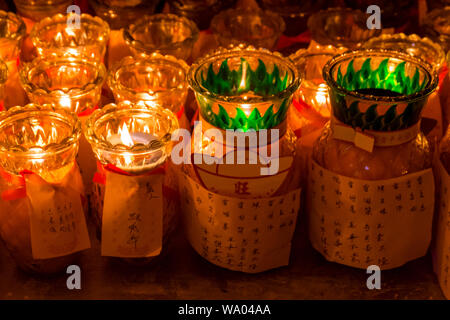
[363,33,446,71]
[84,101,179,156]
[187,44,301,104]
[20,54,107,100]
[0,10,26,42]
[323,49,439,104]
[108,52,189,100]
[30,12,110,50]
[123,13,199,52]
[0,103,81,159]
[210,8,286,41]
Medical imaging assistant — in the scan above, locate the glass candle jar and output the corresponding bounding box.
[108,53,190,130]
[424,7,450,52]
[259,0,328,37]
[20,55,106,114]
[85,101,179,264]
[30,13,110,62]
[309,49,438,270]
[168,0,237,30]
[123,13,199,61]
[20,54,107,196]
[363,33,446,144]
[0,104,90,274]
[0,11,27,109]
[89,0,159,30]
[13,0,73,22]
[307,8,382,50]
[184,45,302,273]
[314,49,438,180]
[210,8,285,50]
[288,44,347,137]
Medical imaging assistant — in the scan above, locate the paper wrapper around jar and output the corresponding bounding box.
[307,160,434,270]
[0,162,90,261]
[91,162,179,258]
[432,158,450,299]
[180,173,301,273]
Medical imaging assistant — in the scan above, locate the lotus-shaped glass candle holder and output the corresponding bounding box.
[288,44,347,135]
[210,8,285,50]
[308,8,381,49]
[13,0,72,22]
[124,13,199,61]
[424,7,450,52]
[363,33,446,73]
[0,10,26,62]
[313,49,438,180]
[85,101,179,264]
[30,13,110,62]
[188,45,300,132]
[0,104,87,274]
[108,53,190,129]
[20,55,106,115]
[259,0,328,36]
[168,0,236,30]
[89,0,159,30]
[0,11,27,109]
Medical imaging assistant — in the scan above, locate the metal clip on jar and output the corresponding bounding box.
[0,104,90,274]
[84,101,179,265]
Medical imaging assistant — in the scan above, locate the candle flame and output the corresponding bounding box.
[118,122,134,147]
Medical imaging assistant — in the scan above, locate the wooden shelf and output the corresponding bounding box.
[0,214,444,300]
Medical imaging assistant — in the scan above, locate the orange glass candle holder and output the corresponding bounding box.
[20,55,106,114]
[108,53,190,129]
[14,0,72,22]
[288,44,347,138]
[0,10,27,109]
[0,104,90,274]
[123,13,199,61]
[85,101,179,264]
[30,13,110,62]
[210,8,285,50]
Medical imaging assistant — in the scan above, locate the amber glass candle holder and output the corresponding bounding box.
[210,8,285,50]
[123,13,199,61]
[85,101,179,264]
[288,44,347,136]
[168,0,236,30]
[13,0,73,22]
[424,7,450,52]
[0,11,27,109]
[20,55,106,114]
[108,53,190,129]
[0,104,89,274]
[89,0,159,30]
[308,8,381,49]
[30,13,110,62]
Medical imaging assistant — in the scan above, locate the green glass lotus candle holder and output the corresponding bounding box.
[188,45,300,132]
[323,49,438,132]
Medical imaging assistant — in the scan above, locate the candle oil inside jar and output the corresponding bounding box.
[355,88,403,97]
